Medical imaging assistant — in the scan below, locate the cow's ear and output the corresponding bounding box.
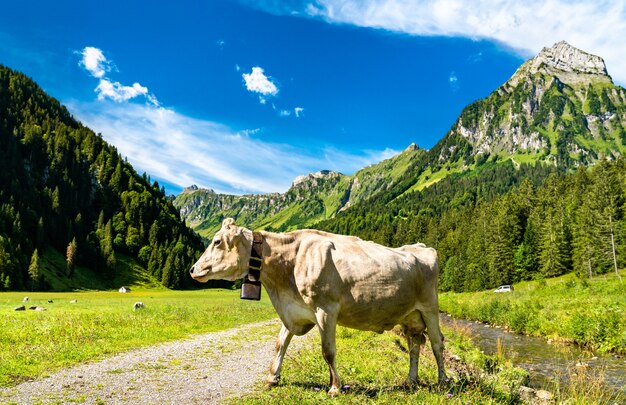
[222,218,236,230]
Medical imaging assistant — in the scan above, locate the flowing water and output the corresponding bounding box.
[440,314,626,393]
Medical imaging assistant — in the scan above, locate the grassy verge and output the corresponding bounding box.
[0,289,276,387]
[234,323,529,404]
[439,270,626,354]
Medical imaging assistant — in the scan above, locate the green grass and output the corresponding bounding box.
[38,247,164,291]
[0,289,276,387]
[439,270,626,354]
[233,323,529,404]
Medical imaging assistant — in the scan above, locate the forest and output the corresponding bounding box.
[0,65,204,291]
[318,158,626,292]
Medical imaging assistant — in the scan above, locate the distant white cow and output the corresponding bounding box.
[23,296,29,302]
[133,302,145,311]
[190,218,445,396]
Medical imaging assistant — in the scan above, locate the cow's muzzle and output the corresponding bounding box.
[189,264,211,281]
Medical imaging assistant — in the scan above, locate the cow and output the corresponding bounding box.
[189,218,445,396]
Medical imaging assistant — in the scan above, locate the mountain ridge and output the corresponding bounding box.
[174,145,425,236]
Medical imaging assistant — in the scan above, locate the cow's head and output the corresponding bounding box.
[189,218,252,282]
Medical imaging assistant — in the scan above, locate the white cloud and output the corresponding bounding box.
[79,46,111,78]
[294,107,304,117]
[95,79,151,103]
[67,101,393,195]
[260,0,626,85]
[279,109,292,117]
[448,71,459,92]
[78,46,158,105]
[242,67,279,103]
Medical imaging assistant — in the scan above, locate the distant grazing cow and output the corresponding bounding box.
[23,297,28,302]
[133,302,144,311]
[190,218,445,396]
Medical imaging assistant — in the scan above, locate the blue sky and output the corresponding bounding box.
[1,0,625,195]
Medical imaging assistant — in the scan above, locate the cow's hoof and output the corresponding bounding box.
[265,375,280,388]
[328,386,340,397]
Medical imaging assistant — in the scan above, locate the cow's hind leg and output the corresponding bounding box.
[403,311,426,385]
[315,308,341,397]
[265,324,294,387]
[422,308,447,384]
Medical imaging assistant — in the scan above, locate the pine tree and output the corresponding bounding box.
[66,237,77,278]
[28,249,40,291]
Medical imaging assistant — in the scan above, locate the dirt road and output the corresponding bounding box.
[0,319,309,404]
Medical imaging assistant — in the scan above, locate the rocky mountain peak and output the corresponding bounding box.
[181,184,199,194]
[508,41,611,87]
[532,41,608,76]
[291,170,343,188]
[404,142,419,152]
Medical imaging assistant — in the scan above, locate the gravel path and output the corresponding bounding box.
[0,319,311,404]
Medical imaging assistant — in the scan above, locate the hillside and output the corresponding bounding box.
[174,144,424,236]
[0,65,204,291]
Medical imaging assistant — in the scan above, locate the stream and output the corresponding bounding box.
[440,314,626,393]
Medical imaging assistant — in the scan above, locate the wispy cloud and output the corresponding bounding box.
[448,71,459,92]
[242,66,278,103]
[68,100,394,195]
[78,46,158,105]
[72,46,393,195]
[251,0,626,85]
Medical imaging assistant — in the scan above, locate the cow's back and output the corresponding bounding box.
[292,231,437,332]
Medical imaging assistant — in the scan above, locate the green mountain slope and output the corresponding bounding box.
[0,65,204,291]
[174,144,424,236]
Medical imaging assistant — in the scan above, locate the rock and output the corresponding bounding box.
[14,305,26,311]
[518,386,536,403]
[535,389,553,401]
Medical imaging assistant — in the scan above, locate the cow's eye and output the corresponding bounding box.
[213,239,222,247]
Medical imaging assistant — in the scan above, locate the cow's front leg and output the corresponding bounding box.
[315,308,341,397]
[265,323,294,387]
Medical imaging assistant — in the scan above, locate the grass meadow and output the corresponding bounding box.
[234,322,530,404]
[0,289,276,387]
[439,270,626,354]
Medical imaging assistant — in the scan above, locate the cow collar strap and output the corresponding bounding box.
[240,231,263,301]
[248,232,264,277]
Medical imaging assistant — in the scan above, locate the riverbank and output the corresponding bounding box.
[439,270,626,354]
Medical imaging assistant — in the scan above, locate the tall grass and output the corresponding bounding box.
[0,289,276,387]
[439,270,626,354]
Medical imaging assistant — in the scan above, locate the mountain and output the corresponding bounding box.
[442,40,624,164]
[0,65,204,291]
[177,41,626,238]
[174,144,424,236]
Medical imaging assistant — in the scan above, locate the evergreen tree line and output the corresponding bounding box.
[0,65,204,290]
[318,159,626,291]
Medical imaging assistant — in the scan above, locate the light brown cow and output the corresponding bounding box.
[190,218,445,396]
